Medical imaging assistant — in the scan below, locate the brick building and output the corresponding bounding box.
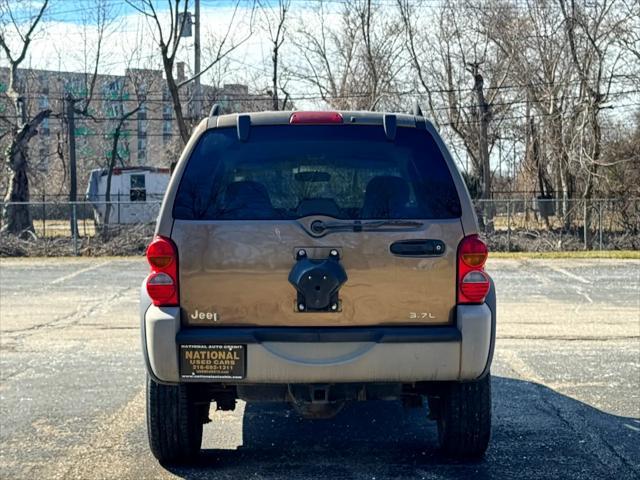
[0,65,273,199]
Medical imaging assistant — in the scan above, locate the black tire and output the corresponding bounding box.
[436,373,491,459]
[146,375,204,465]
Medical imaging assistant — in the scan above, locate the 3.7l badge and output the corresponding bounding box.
[409,312,436,319]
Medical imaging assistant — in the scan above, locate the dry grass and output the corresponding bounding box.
[0,224,154,257]
[32,219,98,238]
[491,250,640,259]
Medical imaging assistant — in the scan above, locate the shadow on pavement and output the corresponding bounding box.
[167,376,640,480]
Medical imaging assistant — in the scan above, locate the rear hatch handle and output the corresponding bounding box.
[310,219,424,235]
[390,239,446,256]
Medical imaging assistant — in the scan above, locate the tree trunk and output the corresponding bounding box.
[583,108,601,250]
[1,110,51,238]
[560,151,572,231]
[163,56,190,145]
[2,167,33,238]
[472,70,493,231]
[102,136,119,238]
[555,115,573,231]
[531,119,551,230]
[272,40,280,110]
[103,106,140,237]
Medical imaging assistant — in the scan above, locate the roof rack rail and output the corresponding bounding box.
[209,103,221,117]
[413,100,423,117]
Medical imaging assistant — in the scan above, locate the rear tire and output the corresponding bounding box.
[146,375,204,465]
[436,373,491,459]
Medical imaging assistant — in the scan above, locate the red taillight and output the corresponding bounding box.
[146,236,178,306]
[459,234,488,268]
[460,270,490,303]
[289,111,343,124]
[457,235,490,304]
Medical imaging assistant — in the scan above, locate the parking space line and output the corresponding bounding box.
[546,265,592,284]
[50,261,110,285]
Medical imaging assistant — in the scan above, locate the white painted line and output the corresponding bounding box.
[547,265,592,284]
[51,261,110,285]
[577,290,593,303]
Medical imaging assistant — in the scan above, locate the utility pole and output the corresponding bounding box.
[472,69,491,204]
[469,62,492,230]
[193,0,201,120]
[67,95,78,237]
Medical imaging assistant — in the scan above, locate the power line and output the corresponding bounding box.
[8,78,636,100]
[6,102,637,136]
[5,87,639,111]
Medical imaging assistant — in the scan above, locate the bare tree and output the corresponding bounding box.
[294,0,406,110]
[0,0,50,237]
[71,0,113,118]
[559,0,628,248]
[62,0,115,237]
[126,0,255,145]
[618,0,640,80]
[292,1,359,109]
[262,0,290,110]
[477,0,576,225]
[398,0,513,226]
[101,73,149,234]
[354,0,407,110]
[523,1,575,224]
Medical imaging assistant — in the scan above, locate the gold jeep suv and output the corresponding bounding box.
[140,108,496,464]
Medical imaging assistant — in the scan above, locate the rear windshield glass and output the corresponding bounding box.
[173,125,462,220]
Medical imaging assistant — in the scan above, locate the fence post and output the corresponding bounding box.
[82,202,87,237]
[117,192,121,225]
[598,200,603,251]
[507,200,512,252]
[72,202,78,256]
[42,193,46,239]
[583,198,588,250]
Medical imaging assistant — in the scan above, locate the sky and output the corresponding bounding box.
[2,1,279,82]
[1,0,369,112]
[2,0,638,175]
[0,1,366,96]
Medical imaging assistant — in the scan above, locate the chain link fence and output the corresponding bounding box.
[1,197,639,256]
[0,197,162,256]
[474,197,640,252]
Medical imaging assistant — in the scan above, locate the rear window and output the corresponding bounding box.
[173,125,462,220]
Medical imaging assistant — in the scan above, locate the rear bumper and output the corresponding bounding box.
[141,301,495,385]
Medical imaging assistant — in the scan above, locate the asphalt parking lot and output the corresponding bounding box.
[0,257,639,479]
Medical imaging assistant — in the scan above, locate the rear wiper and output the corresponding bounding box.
[310,219,423,235]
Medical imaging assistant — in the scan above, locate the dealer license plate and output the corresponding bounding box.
[179,344,246,380]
